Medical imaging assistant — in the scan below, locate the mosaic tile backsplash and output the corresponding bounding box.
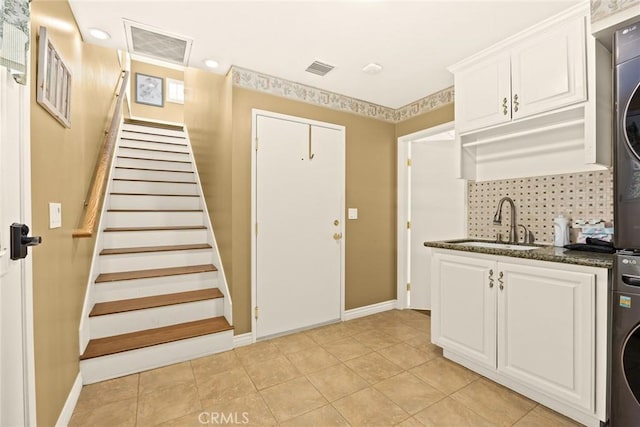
[467,169,614,244]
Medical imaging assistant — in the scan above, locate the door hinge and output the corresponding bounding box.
[254,306,259,319]
[407,221,411,229]
[255,137,259,151]
[407,158,412,167]
[406,283,411,291]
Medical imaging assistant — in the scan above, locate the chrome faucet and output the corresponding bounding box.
[493,197,517,244]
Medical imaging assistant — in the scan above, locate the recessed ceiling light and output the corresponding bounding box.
[362,63,383,74]
[204,59,219,69]
[88,28,110,40]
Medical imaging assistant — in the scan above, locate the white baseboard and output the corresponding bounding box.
[56,372,82,427]
[342,299,397,321]
[233,333,253,348]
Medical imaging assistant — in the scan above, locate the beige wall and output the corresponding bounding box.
[130,60,184,124]
[30,1,121,425]
[395,103,454,138]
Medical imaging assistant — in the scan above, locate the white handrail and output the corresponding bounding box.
[462,118,584,148]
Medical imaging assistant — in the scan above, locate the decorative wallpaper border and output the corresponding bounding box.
[231,66,454,123]
[591,0,640,22]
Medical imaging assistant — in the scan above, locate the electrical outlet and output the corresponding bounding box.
[49,203,62,229]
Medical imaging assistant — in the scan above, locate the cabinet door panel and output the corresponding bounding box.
[497,263,594,411]
[455,55,511,133]
[432,253,496,369]
[511,17,586,119]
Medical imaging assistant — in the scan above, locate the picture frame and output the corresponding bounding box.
[135,73,164,107]
[36,26,72,128]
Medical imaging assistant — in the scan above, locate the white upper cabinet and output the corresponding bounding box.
[510,16,587,120]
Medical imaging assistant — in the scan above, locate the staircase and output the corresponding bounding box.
[79,120,233,384]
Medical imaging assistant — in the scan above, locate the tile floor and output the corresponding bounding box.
[69,309,581,426]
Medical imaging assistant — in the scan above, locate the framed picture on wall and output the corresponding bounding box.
[135,73,164,107]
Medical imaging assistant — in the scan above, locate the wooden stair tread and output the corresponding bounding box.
[100,243,212,255]
[104,225,206,232]
[95,264,217,283]
[89,288,223,317]
[120,137,187,147]
[110,192,199,197]
[124,119,185,132]
[115,166,194,174]
[117,156,191,164]
[80,317,232,360]
[113,178,197,184]
[120,146,189,155]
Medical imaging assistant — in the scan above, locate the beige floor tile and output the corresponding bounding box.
[139,361,194,395]
[154,411,203,427]
[244,355,301,390]
[137,381,201,426]
[73,374,139,414]
[513,405,580,427]
[451,378,536,426]
[306,323,352,345]
[260,377,327,422]
[333,387,409,426]
[271,332,317,354]
[69,396,137,427]
[345,352,403,384]
[306,364,369,402]
[404,336,442,358]
[191,350,240,378]
[353,329,402,350]
[374,372,446,415]
[194,366,256,401]
[397,416,427,427]
[286,346,340,374]
[342,317,377,335]
[414,397,495,427]
[380,323,425,341]
[322,337,371,361]
[280,404,350,427]
[235,341,281,367]
[410,357,479,394]
[201,392,277,426]
[378,342,436,370]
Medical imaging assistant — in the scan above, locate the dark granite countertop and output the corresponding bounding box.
[424,239,614,269]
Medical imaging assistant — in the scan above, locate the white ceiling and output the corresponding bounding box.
[68,0,582,109]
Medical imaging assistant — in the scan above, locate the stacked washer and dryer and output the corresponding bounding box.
[612,22,640,426]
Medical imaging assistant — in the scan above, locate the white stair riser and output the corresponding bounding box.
[109,194,201,210]
[93,272,218,302]
[80,330,233,384]
[90,299,223,338]
[121,124,186,138]
[102,228,208,248]
[113,168,195,182]
[119,138,188,153]
[106,211,204,228]
[116,157,193,171]
[99,250,213,273]
[118,147,191,162]
[111,180,198,195]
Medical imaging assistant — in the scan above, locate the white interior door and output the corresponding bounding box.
[409,137,466,309]
[0,67,35,425]
[255,114,344,338]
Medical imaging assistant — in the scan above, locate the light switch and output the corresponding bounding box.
[49,203,62,229]
[348,208,358,220]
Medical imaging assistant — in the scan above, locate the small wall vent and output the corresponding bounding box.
[305,60,335,76]
[124,20,192,66]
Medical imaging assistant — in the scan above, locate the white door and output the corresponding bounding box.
[510,15,586,120]
[0,67,35,425]
[409,138,466,309]
[431,252,496,370]
[455,54,511,133]
[255,114,344,338]
[497,262,594,411]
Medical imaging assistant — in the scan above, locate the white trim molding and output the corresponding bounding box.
[233,333,253,348]
[232,66,453,123]
[55,373,82,427]
[343,300,397,321]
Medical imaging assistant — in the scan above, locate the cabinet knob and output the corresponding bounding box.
[489,269,494,288]
[498,271,504,290]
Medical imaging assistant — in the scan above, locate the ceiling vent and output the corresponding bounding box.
[124,20,193,66]
[305,60,335,76]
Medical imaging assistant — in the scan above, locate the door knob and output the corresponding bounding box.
[333,233,342,241]
[10,223,42,260]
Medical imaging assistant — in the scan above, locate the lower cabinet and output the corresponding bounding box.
[432,251,598,421]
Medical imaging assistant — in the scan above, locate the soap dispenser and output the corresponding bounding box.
[553,214,570,247]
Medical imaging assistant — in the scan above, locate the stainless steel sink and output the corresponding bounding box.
[451,241,539,251]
